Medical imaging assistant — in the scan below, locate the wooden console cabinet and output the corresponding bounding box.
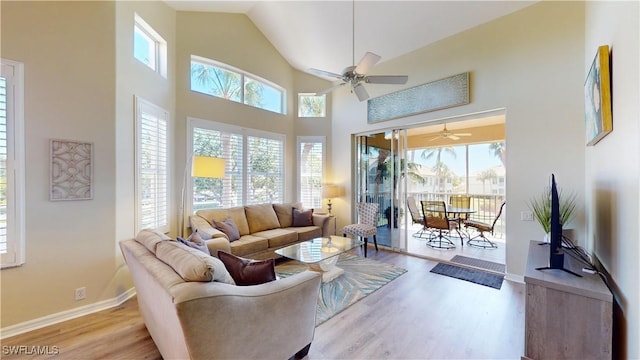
[524,240,612,359]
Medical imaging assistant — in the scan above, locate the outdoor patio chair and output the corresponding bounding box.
[420,200,461,249]
[464,201,506,249]
[343,202,379,257]
[407,196,428,238]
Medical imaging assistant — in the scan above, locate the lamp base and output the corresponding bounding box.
[327,199,333,215]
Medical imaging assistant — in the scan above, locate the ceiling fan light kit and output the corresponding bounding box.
[308,1,408,101]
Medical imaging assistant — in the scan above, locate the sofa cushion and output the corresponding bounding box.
[177,231,210,255]
[244,204,281,233]
[196,207,250,236]
[228,235,270,257]
[252,228,298,249]
[273,202,303,228]
[135,229,172,253]
[285,226,322,241]
[155,241,235,284]
[292,208,314,227]
[217,251,276,286]
[212,216,240,242]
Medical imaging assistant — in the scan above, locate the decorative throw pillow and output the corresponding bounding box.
[217,251,276,286]
[212,216,241,242]
[292,207,314,227]
[177,230,210,255]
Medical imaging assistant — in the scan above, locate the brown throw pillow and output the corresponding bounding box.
[292,207,314,227]
[212,216,240,242]
[177,230,210,255]
[217,251,276,286]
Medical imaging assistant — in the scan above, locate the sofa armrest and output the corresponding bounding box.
[312,213,331,237]
[189,215,227,240]
[173,271,322,360]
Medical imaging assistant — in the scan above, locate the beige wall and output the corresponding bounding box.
[1,1,118,327]
[584,1,639,358]
[330,1,586,278]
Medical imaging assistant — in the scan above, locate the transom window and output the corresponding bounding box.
[190,55,285,114]
[134,13,167,78]
[298,94,326,117]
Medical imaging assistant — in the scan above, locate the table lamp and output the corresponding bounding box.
[322,184,344,215]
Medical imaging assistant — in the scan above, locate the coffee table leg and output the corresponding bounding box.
[308,256,344,282]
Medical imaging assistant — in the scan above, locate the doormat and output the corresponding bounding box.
[450,255,505,273]
[276,253,407,326]
[430,262,504,289]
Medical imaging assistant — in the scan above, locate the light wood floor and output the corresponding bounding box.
[2,249,525,359]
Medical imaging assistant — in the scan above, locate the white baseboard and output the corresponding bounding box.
[1,288,136,340]
[505,272,525,284]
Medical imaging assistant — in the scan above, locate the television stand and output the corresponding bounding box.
[524,240,612,359]
[535,265,582,277]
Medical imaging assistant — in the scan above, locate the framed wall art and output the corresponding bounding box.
[50,139,93,201]
[584,45,612,146]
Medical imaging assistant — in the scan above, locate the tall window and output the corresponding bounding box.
[298,137,325,209]
[189,118,284,212]
[134,13,167,78]
[190,55,285,114]
[298,94,326,117]
[135,97,169,233]
[1,59,25,268]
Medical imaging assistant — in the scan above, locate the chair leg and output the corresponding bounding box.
[363,237,368,257]
[373,235,378,251]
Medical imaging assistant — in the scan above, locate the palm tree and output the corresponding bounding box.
[421,147,457,192]
[489,142,506,166]
[477,168,498,193]
[191,63,242,101]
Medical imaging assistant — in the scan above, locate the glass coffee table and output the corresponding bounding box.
[275,236,363,282]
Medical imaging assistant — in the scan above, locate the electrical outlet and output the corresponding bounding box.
[521,211,534,221]
[75,287,86,301]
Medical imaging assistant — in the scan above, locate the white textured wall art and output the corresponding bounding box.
[50,139,93,201]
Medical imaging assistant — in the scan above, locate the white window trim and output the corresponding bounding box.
[297,136,326,208]
[1,59,26,269]
[134,13,168,78]
[135,96,170,234]
[187,117,286,215]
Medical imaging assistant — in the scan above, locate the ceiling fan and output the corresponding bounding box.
[307,1,408,102]
[428,124,472,141]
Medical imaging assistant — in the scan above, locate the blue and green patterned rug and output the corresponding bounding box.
[276,253,407,326]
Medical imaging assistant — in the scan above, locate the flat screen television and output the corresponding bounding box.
[536,174,581,277]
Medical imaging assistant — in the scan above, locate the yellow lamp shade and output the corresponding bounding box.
[322,184,344,199]
[192,156,225,178]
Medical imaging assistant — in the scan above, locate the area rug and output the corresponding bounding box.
[430,262,504,289]
[276,253,407,326]
[450,255,506,273]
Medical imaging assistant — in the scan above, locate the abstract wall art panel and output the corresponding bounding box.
[50,139,93,201]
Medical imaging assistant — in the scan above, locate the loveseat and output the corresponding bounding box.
[120,229,322,360]
[189,202,331,260]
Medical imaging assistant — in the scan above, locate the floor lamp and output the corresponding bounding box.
[179,155,225,237]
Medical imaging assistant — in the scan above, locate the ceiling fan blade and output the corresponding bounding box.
[453,133,472,137]
[428,136,442,142]
[352,83,369,101]
[365,75,408,85]
[448,135,461,141]
[315,82,346,96]
[307,68,343,79]
[354,52,381,75]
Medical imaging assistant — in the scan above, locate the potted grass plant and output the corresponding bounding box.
[528,186,578,239]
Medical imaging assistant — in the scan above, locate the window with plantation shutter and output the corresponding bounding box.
[1,59,25,269]
[298,137,325,209]
[189,118,284,212]
[135,97,169,233]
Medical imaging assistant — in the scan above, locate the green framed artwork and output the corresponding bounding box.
[584,45,612,146]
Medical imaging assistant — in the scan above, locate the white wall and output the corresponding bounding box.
[584,1,639,358]
[331,1,586,278]
[0,1,118,327]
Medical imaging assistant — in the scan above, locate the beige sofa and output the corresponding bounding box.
[189,202,331,259]
[120,229,322,360]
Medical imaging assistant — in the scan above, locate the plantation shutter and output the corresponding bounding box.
[0,75,9,256]
[298,138,324,209]
[136,98,168,233]
[246,135,284,204]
